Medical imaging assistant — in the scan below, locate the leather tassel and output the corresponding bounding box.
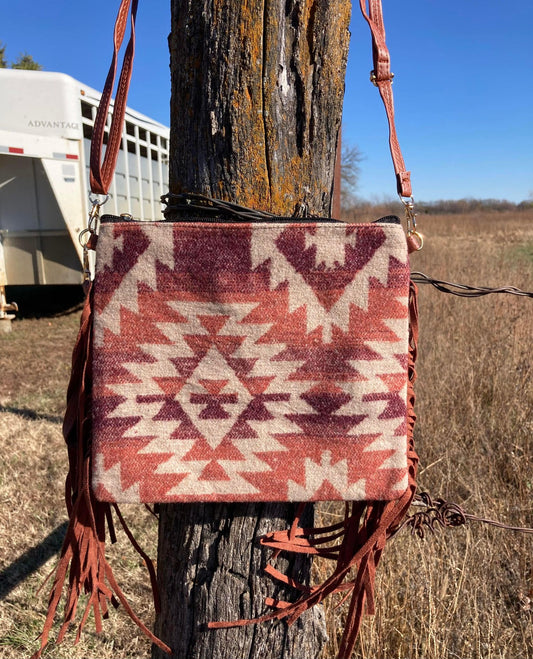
[210,281,419,659]
[32,284,171,658]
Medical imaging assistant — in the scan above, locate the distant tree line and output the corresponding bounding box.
[0,42,42,70]
[343,196,533,216]
[415,198,533,214]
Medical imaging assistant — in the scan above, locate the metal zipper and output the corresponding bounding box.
[100,213,401,226]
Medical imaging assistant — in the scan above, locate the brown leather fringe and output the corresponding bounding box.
[34,277,418,658]
[209,281,419,659]
[32,284,171,658]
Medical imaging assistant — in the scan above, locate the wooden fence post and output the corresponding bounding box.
[153,2,351,656]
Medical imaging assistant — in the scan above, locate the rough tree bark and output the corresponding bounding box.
[153,1,351,657]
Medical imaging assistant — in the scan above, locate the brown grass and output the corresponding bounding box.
[0,210,531,658]
[0,302,157,658]
[319,210,533,658]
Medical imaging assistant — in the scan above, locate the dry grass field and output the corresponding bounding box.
[0,209,531,658]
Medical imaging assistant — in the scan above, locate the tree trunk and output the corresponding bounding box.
[153,1,351,657]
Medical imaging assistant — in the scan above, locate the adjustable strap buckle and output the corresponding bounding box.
[370,70,394,86]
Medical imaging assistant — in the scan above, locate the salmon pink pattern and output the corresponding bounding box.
[92,220,410,503]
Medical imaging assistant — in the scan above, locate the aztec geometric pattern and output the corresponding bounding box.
[91,219,410,503]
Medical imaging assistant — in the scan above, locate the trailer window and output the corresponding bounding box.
[81,101,94,120]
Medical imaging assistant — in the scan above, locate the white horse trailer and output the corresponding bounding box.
[0,68,169,321]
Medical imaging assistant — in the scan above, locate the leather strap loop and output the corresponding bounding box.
[359,0,412,198]
[89,0,138,195]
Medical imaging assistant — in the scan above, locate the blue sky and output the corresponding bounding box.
[1,0,532,202]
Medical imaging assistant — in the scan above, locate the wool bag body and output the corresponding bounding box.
[91,215,411,504]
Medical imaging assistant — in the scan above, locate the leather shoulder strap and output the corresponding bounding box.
[90,0,138,196]
[359,0,412,198]
[90,0,412,200]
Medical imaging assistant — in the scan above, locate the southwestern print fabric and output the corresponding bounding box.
[91,219,410,503]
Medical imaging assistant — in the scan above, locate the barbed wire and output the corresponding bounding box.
[411,272,533,298]
[399,492,533,539]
